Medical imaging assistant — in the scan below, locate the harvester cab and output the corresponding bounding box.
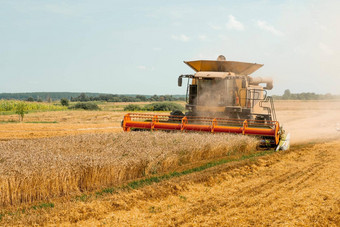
[178,55,275,121]
[122,55,290,151]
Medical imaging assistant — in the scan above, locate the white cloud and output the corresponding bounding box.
[319,42,334,55]
[218,34,229,41]
[137,66,147,70]
[198,35,207,41]
[209,23,223,30]
[226,15,244,31]
[137,66,155,71]
[152,47,162,51]
[43,4,73,15]
[26,3,74,16]
[195,53,219,60]
[257,20,283,36]
[171,34,190,42]
[171,22,182,27]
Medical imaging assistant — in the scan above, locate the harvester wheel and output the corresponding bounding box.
[170,110,184,116]
[169,110,184,122]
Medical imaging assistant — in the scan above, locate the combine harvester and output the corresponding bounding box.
[122,55,290,150]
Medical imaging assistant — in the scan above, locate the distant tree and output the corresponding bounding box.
[26,97,34,102]
[136,95,147,101]
[149,94,158,101]
[124,104,142,111]
[79,93,89,102]
[282,89,291,100]
[37,98,43,102]
[144,102,184,111]
[70,102,100,110]
[15,102,27,121]
[60,98,69,106]
[110,97,122,102]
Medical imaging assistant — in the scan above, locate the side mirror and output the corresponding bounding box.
[178,76,182,87]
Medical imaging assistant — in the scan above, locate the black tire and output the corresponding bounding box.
[169,110,184,122]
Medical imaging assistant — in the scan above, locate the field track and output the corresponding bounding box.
[3,140,339,226]
[77,141,340,226]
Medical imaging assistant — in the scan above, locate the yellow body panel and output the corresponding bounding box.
[196,105,225,113]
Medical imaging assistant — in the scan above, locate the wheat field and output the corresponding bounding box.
[0,132,258,207]
[0,100,340,225]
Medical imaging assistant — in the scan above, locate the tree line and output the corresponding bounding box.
[0,92,186,102]
[272,89,340,100]
[1,90,340,102]
[70,93,185,102]
[0,92,103,101]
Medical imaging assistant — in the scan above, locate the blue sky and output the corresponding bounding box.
[1,0,339,95]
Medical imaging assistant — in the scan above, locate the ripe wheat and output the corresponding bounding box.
[0,132,258,207]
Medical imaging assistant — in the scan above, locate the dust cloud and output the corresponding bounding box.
[275,100,340,144]
[196,79,235,108]
[191,77,339,144]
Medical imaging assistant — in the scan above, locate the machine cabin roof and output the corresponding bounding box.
[184,60,263,75]
[194,71,236,79]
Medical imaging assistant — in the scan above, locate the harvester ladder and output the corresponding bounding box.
[259,96,277,121]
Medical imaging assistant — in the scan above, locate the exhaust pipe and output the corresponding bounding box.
[249,77,273,90]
